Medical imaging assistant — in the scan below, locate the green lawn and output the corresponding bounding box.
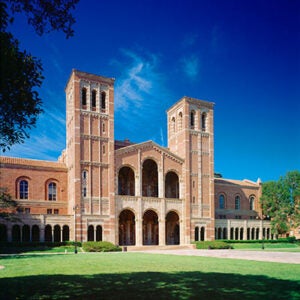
[0,253,299,299]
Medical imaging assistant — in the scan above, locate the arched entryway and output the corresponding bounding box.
[22,225,30,242]
[12,224,21,242]
[166,211,180,245]
[0,224,7,242]
[119,209,135,246]
[143,210,158,245]
[45,225,52,242]
[54,225,61,242]
[32,225,40,242]
[62,225,70,241]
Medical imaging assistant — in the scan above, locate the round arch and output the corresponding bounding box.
[119,209,136,246]
[165,211,180,245]
[118,166,135,196]
[143,209,159,245]
[165,171,179,198]
[32,225,40,242]
[142,159,158,197]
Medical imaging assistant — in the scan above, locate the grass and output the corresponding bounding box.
[0,253,299,299]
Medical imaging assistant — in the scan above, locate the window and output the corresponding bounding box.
[235,215,241,219]
[219,194,225,209]
[81,88,87,107]
[190,110,195,128]
[235,196,240,210]
[54,209,59,215]
[48,182,57,201]
[201,113,207,131]
[102,123,105,133]
[171,117,176,133]
[92,89,96,109]
[82,170,88,198]
[178,112,183,130]
[101,91,106,111]
[250,196,255,210]
[19,180,28,199]
[103,144,106,154]
[47,209,52,214]
[24,208,30,214]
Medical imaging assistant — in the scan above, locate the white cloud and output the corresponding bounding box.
[113,49,171,146]
[181,55,200,79]
[114,50,159,111]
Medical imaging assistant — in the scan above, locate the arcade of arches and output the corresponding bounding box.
[117,160,180,199]
[0,223,103,243]
[118,209,181,246]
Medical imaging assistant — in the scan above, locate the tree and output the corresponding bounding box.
[260,170,300,236]
[0,187,19,222]
[0,0,79,151]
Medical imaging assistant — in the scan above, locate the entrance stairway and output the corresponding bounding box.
[124,244,196,252]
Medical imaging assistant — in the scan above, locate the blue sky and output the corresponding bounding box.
[4,0,300,182]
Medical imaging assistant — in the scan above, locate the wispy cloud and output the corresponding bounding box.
[181,55,200,79]
[113,49,171,146]
[6,107,66,161]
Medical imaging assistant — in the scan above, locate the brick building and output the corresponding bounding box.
[0,70,272,245]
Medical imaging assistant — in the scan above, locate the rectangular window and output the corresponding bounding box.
[54,209,59,214]
[24,208,30,214]
[47,209,52,214]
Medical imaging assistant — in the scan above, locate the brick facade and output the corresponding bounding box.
[0,70,272,245]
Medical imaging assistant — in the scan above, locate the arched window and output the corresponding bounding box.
[190,110,195,128]
[82,170,88,198]
[96,225,102,241]
[201,113,207,131]
[88,225,94,241]
[81,88,87,107]
[250,196,255,210]
[171,117,176,133]
[235,196,240,210]
[91,89,97,110]
[142,159,158,197]
[178,112,183,130]
[165,172,179,198]
[219,194,225,209]
[19,180,28,199]
[118,166,135,196]
[101,91,106,112]
[48,182,57,201]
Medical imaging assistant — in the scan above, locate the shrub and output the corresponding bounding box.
[195,241,232,250]
[82,241,121,252]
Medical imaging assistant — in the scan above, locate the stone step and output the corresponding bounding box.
[123,244,196,252]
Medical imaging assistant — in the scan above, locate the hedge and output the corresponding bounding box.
[195,241,232,250]
[82,241,121,252]
[221,237,297,244]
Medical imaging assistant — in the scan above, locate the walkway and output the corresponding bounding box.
[133,249,300,264]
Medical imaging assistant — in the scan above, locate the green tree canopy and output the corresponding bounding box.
[260,170,300,235]
[0,0,79,151]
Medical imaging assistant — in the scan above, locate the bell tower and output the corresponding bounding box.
[167,97,215,241]
[65,70,116,243]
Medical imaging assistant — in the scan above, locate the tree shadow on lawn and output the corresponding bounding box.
[1,271,299,300]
